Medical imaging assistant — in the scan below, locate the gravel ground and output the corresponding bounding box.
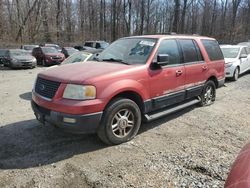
[0,66,250,188]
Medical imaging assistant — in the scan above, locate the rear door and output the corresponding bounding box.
[178,39,206,99]
[149,39,186,110]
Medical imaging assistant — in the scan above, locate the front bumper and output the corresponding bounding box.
[225,65,237,78]
[12,61,36,68]
[31,100,102,134]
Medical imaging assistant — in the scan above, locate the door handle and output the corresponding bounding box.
[202,65,208,70]
[176,70,183,76]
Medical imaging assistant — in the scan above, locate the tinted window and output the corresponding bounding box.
[179,39,201,63]
[201,39,224,61]
[84,42,93,47]
[156,39,180,65]
[96,43,101,49]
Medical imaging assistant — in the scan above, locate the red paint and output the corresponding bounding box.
[225,142,250,188]
[32,35,225,115]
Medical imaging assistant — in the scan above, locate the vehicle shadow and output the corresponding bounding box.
[19,92,32,101]
[0,105,196,170]
[0,119,106,170]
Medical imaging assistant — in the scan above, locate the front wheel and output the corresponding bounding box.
[97,98,141,145]
[232,67,239,81]
[199,80,216,106]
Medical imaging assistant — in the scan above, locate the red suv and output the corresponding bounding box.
[32,47,65,66]
[31,35,225,145]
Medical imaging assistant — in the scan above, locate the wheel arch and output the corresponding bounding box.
[207,76,219,88]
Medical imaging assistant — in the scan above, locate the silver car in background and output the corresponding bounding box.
[3,49,37,69]
[220,45,250,81]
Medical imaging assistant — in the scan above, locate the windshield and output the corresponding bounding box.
[100,42,109,49]
[221,48,240,58]
[10,50,30,56]
[66,48,78,55]
[0,50,6,56]
[42,47,58,54]
[61,52,91,65]
[23,45,37,50]
[97,38,156,64]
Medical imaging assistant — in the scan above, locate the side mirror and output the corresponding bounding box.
[156,54,169,66]
[240,54,248,59]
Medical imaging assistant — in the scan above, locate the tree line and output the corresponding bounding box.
[0,0,249,47]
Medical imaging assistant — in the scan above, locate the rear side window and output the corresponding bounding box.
[201,39,224,61]
[156,39,180,65]
[178,39,203,63]
[240,48,248,56]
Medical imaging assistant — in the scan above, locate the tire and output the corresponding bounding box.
[97,98,141,145]
[199,80,216,106]
[42,59,46,66]
[232,67,239,81]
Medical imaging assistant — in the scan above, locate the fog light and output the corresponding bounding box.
[63,117,76,124]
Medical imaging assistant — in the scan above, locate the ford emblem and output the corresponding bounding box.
[39,84,46,91]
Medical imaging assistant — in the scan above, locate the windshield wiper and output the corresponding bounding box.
[102,58,130,65]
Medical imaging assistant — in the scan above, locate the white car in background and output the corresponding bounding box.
[220,45,250,81]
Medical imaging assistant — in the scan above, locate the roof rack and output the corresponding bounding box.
[156,32,200,36]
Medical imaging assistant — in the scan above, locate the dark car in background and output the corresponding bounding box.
[83,41,109,49]
[32,47,65,66]
[3,49,37,68]
[61,47,79,58]
[73,45,96,51]
[0,49,7,65]
[21,45,39,53]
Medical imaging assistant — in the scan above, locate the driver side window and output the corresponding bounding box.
[156,39,180,65]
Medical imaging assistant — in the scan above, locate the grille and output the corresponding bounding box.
[51,56,62,60]
[35,77,61,99]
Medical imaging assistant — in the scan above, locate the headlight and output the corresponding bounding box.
[11,58,18,63]
[32,58,37,63]
[63,84,96,100]
[225,62,233,68]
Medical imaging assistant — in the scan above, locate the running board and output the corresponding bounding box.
[144,98,201,121]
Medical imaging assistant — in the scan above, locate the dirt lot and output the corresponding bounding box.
[0,66,250,188]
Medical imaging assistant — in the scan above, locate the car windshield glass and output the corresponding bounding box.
[66,48,78,55]
[221,48,240,58]
[61,52,91,65]
[100,42,109,48]
[10,50,30,56]
[23,45,37,50]
[97,38,156,65]
[42,47,58,54]
[0,50,6,56]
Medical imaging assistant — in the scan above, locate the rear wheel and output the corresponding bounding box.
[97,98,141,145]
[232,67,239,81]
[199,80,216,106]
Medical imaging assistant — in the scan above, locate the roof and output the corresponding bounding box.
[123,34,214,40]
[220,44,247,48]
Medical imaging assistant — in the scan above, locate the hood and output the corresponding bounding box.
[13,55,34,61]
[224,58,237,64]
[38,61,136,84]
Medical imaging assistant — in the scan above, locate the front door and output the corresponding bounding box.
[149,39,186,110]
[239,47,250,73]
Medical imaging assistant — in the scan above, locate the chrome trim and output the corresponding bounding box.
[33,91,52,101]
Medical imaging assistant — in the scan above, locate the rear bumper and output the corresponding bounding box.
[31,100,102,134]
